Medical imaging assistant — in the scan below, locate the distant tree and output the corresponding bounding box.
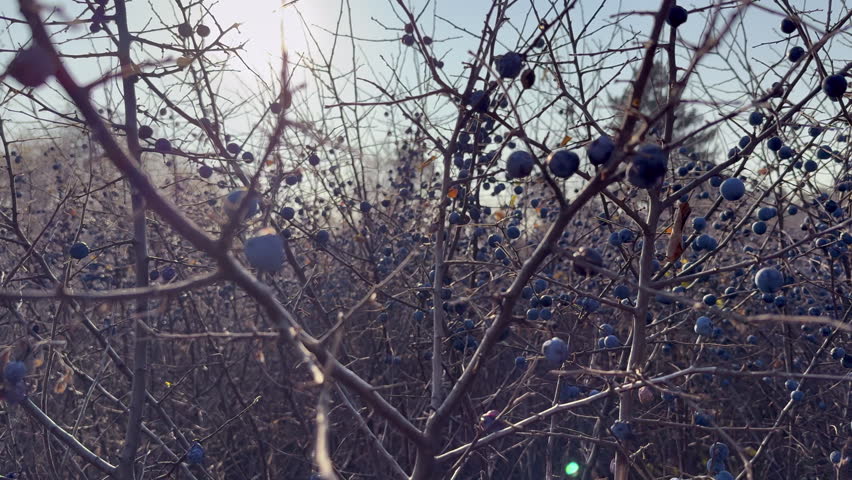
[610,61,719,159]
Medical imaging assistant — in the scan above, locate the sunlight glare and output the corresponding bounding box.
[211,0,313,71]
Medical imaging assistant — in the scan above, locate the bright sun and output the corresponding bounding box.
[211,0,316,71]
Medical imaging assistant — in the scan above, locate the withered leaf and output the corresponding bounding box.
[666,201,692,263]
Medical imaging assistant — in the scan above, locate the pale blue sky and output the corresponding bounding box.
[0,0,790,93]
[0,0,848,161]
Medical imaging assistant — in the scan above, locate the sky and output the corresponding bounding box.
[0,1,807,105]
[0,0,746,94]
[0,0,848,170]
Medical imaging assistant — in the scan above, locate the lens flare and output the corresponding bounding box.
[564,461,580,476]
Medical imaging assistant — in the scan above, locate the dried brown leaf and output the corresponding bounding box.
[666,201,692,263]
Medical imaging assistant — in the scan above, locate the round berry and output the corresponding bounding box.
[506,151,535,179]
[720,178,745,201]
[495,52,523,79]
[666,5,688,28]
[245,227,285,272]
[69,242,90,260]
[7,46,56,88]
[3,361,27,384]
[547,149,580,179]
[824,74,848,99]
